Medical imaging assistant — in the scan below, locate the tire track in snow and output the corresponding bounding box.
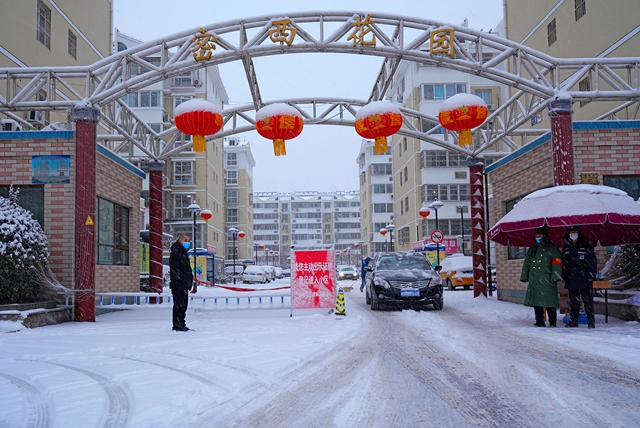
[0,372,51,428]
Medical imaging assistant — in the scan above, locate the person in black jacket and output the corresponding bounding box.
[561,226,598,329]
[169,234,194,331]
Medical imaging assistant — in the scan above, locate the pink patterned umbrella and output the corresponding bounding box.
[488,185,640,247]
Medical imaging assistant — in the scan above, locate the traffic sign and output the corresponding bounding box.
[430,229,444,243]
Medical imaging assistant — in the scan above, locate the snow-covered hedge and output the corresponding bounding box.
[0,188,50,304]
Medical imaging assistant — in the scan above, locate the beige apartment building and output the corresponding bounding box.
[0,0,113,127]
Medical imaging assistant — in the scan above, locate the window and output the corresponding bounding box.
[575,0,586,21]
[373,184,393,194]
[547,18,557,46]
[579,76,591,107]
[372,164,392,175]
[226,170,238,185]
[68,30,77,59]
[174,96,193,109]
[404,197,409,214]
[226,189,238,203]
[422,184,470,202]
[422,121,445,134]
[603,175,640,201]
[373,203,394,213]
[173,71,193,86]
[421,150,467,168]
[37,1,51,49]
[0,185,45,228]
[226,152,237,166]
[122,91,161,108]
[173,161,193,185]
[404,167,408,183]
[173,194,195,218]
[474,89,492,105]
[117,42,127,52]
[227,208,238,223]
[98,198,130,265]
[423,83,466,100]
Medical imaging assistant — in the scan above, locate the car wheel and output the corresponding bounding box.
[447,279,454,290]
[370,290,380,311]
[464,285,470,290]
[365,286,371,305]
[433,297,444,310]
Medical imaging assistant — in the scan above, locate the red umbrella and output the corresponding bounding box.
[488,184,640,247]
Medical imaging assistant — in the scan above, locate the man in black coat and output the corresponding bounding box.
[169,234,194,331]
[561,226,598,329]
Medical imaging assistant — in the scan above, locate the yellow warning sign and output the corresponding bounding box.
[85,215,94,226]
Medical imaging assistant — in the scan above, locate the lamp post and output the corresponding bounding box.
[379,227,388,251]
[386,224,396,252]
[188,203,201,292]
[259,244,265,264]
[419,204,431,243]
[254,242,259,265]
[228,227,244,284]
[269,249,274,265]
[343,248,349,265]
[428,200,444,265]
[457,204,465,255]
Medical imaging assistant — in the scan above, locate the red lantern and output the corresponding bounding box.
[438,94,488,146]
[355,101,403,155]
[259,244,265,250]
[379,228,388,237]
[354,243,359,249]
[343,249,348,253]
[237,230,246,239]
[174,99,223,152]
[200,209,213,223]
[269,250,274,255]
[256,103,304,156]
[419,206,431,219]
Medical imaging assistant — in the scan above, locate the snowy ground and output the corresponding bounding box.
[1,279,639,427]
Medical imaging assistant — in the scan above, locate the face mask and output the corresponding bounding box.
[535,238,542,244]
[182,242,191,250]
[570,233,578,241]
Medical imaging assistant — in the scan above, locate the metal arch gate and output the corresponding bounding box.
[2,11,640,315]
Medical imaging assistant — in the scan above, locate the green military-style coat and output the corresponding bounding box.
[520,241,563,308]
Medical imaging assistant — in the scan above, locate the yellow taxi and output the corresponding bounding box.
[439,254,473,290]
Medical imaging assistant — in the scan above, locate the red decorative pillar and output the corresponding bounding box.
[148,161,165,299]
[73,104,99,322]
[549,93,575,186]
[469,157,487,298]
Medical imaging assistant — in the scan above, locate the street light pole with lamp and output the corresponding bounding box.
[228,227,245,284]
[386,223,395,252]
[419,203,431,242]
[428,200,444,265]
[187,203,201,292]
[379,227,388,251]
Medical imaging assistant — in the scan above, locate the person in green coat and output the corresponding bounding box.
[520,226,563,327]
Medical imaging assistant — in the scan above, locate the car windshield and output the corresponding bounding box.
[340,267,355,272]
[376,254,431,271]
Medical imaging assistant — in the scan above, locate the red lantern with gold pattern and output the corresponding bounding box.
[438,94,488,146]
[200,209,213,223]
[355,101,403,155]
[174,99,223,152]
[256,103,304,156]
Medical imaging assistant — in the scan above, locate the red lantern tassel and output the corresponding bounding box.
[374,136,388,155]
[193,134,206,152]
[458,129,472,146]
[273,138,286,156]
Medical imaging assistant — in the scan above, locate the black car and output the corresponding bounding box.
[365,252,443,311]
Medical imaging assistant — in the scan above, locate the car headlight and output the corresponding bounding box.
[373,277,390,290]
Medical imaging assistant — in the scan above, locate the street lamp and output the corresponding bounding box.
[456,204,465,255]
[269,249,274,265]
[386,224,396,252]
[419,203,431,242]
[379,227,388,251]
[187,203,201,292]
[228,226,243,284]
[428,200,444,265]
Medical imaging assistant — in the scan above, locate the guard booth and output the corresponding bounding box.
[187,248,217,285]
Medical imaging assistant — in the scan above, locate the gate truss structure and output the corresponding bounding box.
[1,11,640,161]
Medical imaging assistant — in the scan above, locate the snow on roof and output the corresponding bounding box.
[174,99,221,116]
[256,103,301,121]
[439,93,487,112]
[522,184,628,201]
[355,101,400,120]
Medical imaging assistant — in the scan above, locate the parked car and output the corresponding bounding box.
[282,268,291,278]
[365,252,442,311]
[242,265,268,284]
[337,266,359,280]
[274,267,284,279]
[163,265,171,287]
[225,265,245,277]
[263,265,277,282]
[439,254,474,290]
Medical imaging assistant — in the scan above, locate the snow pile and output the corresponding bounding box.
[174,99,222,116]
[355,101,400,120]
[439,93,487,112]
[256,103,302,121]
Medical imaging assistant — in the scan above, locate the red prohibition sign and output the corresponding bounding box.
[430,230,444,243]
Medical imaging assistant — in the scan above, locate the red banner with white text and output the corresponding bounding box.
[291,249,336,313]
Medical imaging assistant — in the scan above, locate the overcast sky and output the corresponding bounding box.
[113,0,504,193]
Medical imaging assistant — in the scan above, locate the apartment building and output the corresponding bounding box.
[253,191,361,267]
[0,0,112,127]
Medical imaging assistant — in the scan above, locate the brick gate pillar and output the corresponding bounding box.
[550,93,575,186]
[73,104,99,322]
[469,156,487,298]
[148,161,165,298]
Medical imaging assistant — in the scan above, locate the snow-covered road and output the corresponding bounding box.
[1,281,639,427]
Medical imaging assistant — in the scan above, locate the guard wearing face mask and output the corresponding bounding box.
[562,225,598,328]
[169,233,194,331]
[520,226,563,327]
